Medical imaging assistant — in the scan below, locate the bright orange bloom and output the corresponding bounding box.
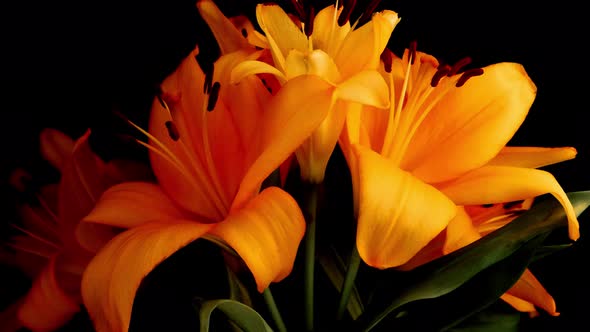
[78,1,326,331]
[231,1,396,182]
[0,129,145,331]
[340,48,579,269]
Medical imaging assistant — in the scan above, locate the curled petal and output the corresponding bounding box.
[488,146,577,168]
[82,182,185,228]
[213,187,305,292]
[354,145,456,268]
[501,293,538,316]
[439,166,580,240]
[81,221,213,332]
[39,128,75,172]
[18,256,80,332]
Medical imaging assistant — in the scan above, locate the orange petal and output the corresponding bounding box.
[39,128,75,173]
[442,207,482,255]
[234,75,333,208]
[488,146,577,168]
[311,5,351,57]
[505,269,559,316]
[501,293,538,316]
[81,221,213,332]
[353,145,456,268]
[213,187,305,292]
[439,165,579,240]
[18,256,81,332]
[197,0,252,54]
[82,182,185,228]
[403,63,536,183]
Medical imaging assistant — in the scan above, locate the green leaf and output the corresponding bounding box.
[196,298,274,332]
[226,265,253,307]
[531,244,572,262]
[447,302,522,332]
[357,191,590,331]
[318,246,365,319]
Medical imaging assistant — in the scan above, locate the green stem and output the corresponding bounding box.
[263,288,287,332]
[303,183,320,331]
[336,245,361,320]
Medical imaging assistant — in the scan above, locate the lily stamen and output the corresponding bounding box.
[164,121,180,141]
[456,68,484,87]
[337,0,356,26]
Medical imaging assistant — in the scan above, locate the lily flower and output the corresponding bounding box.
[231,0,396,182]
[0,128,146,331]
[340,47,579,269]
[78,1,328,330]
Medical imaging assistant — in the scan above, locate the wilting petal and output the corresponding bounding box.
[404,63,536,183]
[82,182,186,228]
[488,147,577,168]
[234,75,333,208]
[81,221,213,332]
[39,128,75,172]
[354,145,456,268]
[197,0,252,54]
[335,10,399,79]
[439,166,579,240]
[18,256,80,332]
[213,187,305,292]
[505,269,558,316]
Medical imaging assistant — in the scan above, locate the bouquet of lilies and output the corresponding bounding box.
[1,1,588,331]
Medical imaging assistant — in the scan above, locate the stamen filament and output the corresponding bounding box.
[10,224,60,248]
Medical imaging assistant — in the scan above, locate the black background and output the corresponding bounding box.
[1,0,588,331]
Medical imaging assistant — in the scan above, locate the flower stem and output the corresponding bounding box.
[303,182,320,331]
[263,288,287,332]
[336,245,361,320]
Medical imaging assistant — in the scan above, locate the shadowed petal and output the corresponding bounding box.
[506,269,558,316]
[213,187,305,292]
[81,221,213,332]
[197,0,252,54]
[488,147,577,168]
[354,145,456,268]
[39,128,75,173]
[439,166,579,240]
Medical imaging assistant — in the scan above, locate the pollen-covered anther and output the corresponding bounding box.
[338,0,356,26]
[380,49,393,73]
[455,68,484,87]
[430,64,451,87]
[207,82,221,111]
[448,56,472,76]
[165,120,180,141]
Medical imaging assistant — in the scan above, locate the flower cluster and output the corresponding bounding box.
[1,1,587,331]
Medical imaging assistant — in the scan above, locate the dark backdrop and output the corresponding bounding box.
[1,0,588,331]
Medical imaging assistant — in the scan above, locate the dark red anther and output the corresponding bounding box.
[207,82,221,111]
[448,56,472,76]
[304,6,315,37]
[409,41,417,65]
[290,0,306,20]
[338,0,356,26]
[241,28,248,37]
[456,68,484,87]
[430,64,451,87]
[358,0,382,25]
[165,121,180,141]
[380,49,393,73]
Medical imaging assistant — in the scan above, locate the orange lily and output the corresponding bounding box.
[0,128,146,331]
[231,1,396,182]
[340,47,579,269]
[78,2,329,331]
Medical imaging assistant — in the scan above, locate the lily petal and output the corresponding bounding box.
[39,128,75,172]
[439,166,579,240]
[488,147,577,168]
[403,63,536,183]
[311,5,350,56]
[82,182,185,228]
[81,221,213,332]
[231,60,287,84]
[197,0,252,54]
[505,269,559,316]
[284,49,342,84]
[354,145,456,268]
[336,70,390,108]
[18,256,80,332]
[213,187,305,292]
[234,75,333,208]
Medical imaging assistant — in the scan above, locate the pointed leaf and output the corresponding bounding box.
[196,299,274,332]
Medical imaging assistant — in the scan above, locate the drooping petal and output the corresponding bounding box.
[487,146,577,168]
[334,10,399,79]
[18,256,81,332]
[403,63,536,183]
[197,0,252,54]
[233,75,333,208]
[39,128,75,172]
[439,166,580,240]
[81,221,213,332]
[354,145,456,268]
[505,269,559,316]
[212,187,305,292]
[81,182,186,229]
